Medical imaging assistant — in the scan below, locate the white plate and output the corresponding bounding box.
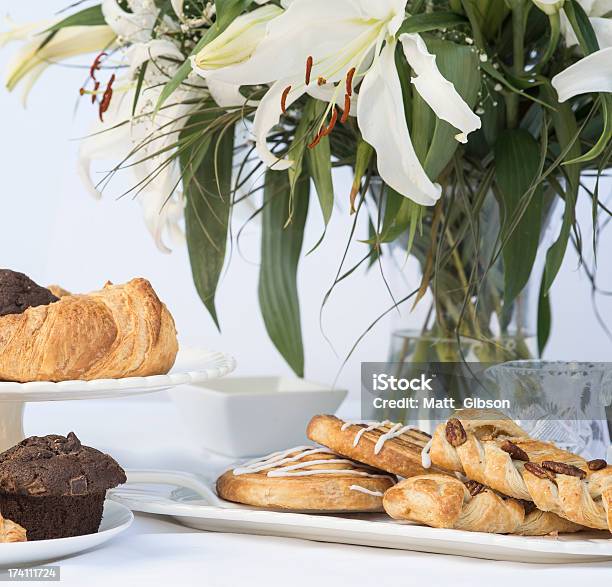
[109,470,612,564]
[0,348,236,401]
[0,500,133,566]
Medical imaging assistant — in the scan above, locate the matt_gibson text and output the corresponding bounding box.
[371,397,511,410]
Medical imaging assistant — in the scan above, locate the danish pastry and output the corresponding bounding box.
[217,445,395,511]
[383,474,584,535]
[0,278,178,382]
[429,409,612,532]
[307,415,444,478]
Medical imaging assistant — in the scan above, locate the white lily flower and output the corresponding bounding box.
[4,24,116,104]
[192,4,284,108]
[102,0,177,44]
[531,0,565,15]
[562,0,612,48]
[171,0,185,20]
[552,46,612,101]
[202,0,480,205]
[0,16,55,48]
[78,40,206,252]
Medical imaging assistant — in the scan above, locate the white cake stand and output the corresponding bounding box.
[0,347,236,451]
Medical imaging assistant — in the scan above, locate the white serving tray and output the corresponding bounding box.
[109,470,612,564]
[0,500,133,566]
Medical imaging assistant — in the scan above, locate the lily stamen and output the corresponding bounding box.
[341,95,351,123]
[281,85,292,113]
[308,130,323,149]
[92,81,100,104]
[305,56,313,85]
[322,107,338,136]
[346,67,356,96]
[90,51,107,82]
[99,74,116,122]
[317,76,326,86]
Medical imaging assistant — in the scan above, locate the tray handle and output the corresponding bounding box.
[125,469,226,507]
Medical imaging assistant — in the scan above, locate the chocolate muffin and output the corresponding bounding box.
[0,269,58,317]
[0,433,126,541]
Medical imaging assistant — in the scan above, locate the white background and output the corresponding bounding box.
[1,1,612,399]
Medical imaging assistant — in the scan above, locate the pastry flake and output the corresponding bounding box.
[0,513,26,543]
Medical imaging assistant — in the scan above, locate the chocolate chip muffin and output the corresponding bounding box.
[0,433,126,540]
[0,269,58,317]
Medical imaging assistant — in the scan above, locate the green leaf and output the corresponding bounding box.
[132,61,149,117]
[350,139,374,212]
[157,0,249,110]
[374,187,423,245]
[181,116,234,329]
[494,129,543,306]
[306,135,333,227]
[564,0,599,53]
[43,5,106,33]
[398,12,467,35]
[215,0,250,29]
[411,39,481,179]
[540,83,581,292]
[287,100,316,193]
[537,272,552,356]
[259,170,309,376]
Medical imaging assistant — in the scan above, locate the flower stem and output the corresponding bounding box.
[537,12,561,71]
[506,2,527,129]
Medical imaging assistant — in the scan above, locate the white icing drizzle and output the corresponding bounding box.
[233,446,334,476]
[341,420,416,454]
[232,446,392,480]
[349,485,384,497]
[421,438,433,469]
[374,423,416,454]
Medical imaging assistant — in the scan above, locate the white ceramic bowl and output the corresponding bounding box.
[169,377,347,458]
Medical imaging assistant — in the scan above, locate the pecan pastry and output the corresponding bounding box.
[0,513,26,543]
[429,409,612,532]
[217,445,395,512]
[383,474,584,535]
[307,415,445,478]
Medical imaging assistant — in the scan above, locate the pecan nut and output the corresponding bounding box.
[524,462,556,480]
[446,418,467,447]
[587,459,607,471]
[518,499,537,516]
[465,480,486,497]
[541,461,586,480]
[501,440,530,462]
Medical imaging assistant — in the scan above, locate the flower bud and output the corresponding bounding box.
[192,5,282,73]
[531,0,565,15]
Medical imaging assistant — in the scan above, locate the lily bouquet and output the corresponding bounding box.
[2,0,612,373]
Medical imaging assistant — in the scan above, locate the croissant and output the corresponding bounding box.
[0,278,178,382]
[429,409,612,532]
[383,474,584,535]
[0,513,26,543]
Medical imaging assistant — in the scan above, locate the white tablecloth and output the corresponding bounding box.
[20,394,612,586]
